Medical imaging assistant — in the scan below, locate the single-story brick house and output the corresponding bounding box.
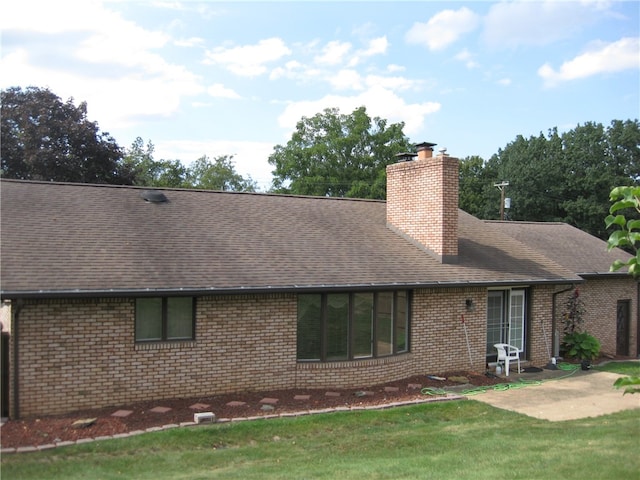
[1,143,636,418]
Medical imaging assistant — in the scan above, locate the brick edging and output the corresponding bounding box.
[0,394,463,454]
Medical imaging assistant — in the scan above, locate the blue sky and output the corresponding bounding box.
[2,1,639,190]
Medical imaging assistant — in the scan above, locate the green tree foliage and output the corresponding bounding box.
[605,186,640,277]
[458,155,490,217]
[473,120,640,239]
[188,155,257,192]
[123,137,189,188]
[269,106,411,199]
[123,138,256,192]
[605,186,640,394]
[1,86,133,184]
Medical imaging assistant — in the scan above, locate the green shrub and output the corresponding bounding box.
[562,331,601,361]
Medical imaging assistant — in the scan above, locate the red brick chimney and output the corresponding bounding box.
[386,142,459,263]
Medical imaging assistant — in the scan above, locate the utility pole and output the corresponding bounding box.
[494,181,509,220]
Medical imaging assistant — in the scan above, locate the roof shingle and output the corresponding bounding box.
[1,180,584,297]
[485,220,633,276]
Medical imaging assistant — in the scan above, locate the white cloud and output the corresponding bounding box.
[204,38,291,77]
[76,27,170,70]
[1,0,104,33]
[405,7,479,51]
[207,83,241,99]
[314,40,352,66]
[269,60,322,83]
[483,1,608,49]
[498,78,512,86]
[270,60,303,80]
[387,64,405,73]
[538,37,640,87]
[360,36,389,57]
[149,1,185,10]
[454,49,480,69]
[329,69,364,91]
[365,75,419,91]
[278,85,440,136]
[347,36,389,67]
[0,1,204,130]
[174,37,206,48]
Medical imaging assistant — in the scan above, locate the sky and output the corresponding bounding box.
[2,1,639,191]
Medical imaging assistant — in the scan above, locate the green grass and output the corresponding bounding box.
[2,400,639,480]
[593,360,640,376]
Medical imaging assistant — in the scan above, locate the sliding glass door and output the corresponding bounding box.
[486,289,526,358]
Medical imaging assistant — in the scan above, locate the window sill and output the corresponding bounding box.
[135,341,196,351]
[297,353,412,369]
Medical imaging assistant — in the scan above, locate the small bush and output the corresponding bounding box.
[562,331,601,361]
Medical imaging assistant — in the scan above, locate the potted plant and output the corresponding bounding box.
[562,331,601,370]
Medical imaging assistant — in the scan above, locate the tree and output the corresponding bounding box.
[472,120,640,239]
[482,129,566,222]
[605,186,640,277]
[188,155,257,192]
[1,86,133,184]
[560,122,629,240]
[123,137,189,188]
[605,185,640,394]
[269,106,412,199]
[458,155,489,216]
[122,139,255,191]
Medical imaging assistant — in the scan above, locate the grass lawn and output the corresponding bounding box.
[593,360,640,376]
[2,400,638,479]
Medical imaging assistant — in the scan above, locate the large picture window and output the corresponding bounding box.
[135,297,195,342]
[297,291,410,362]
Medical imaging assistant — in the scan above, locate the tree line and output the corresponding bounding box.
[2,86,639,240]
[460,120,640,239]
[0,86,257,192]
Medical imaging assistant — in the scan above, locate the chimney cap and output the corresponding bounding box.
[415,142,437,150]
[395,152,418,161]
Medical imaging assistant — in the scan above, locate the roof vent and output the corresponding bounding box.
[395,152,418,162]
[140,190,168,203]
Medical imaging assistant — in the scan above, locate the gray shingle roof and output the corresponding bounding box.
[1,180,582,298]
[484,220,633,277]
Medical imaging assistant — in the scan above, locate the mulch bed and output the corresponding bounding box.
[1,371,502,449]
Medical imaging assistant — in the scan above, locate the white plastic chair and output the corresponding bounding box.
[494,343,521,377]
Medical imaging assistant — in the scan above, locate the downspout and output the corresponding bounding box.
[552,285,575,359]
[12,299,24,420]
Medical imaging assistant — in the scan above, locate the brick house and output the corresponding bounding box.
[1,143,635,418]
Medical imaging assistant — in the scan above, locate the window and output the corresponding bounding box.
[297,291,410,362]
[135,297,195,342]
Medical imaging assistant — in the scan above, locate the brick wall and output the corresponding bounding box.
[529,285,555,365]
[386,155,459,261]
[412,287,487,371]
[554,278,638,357]
[11,295,297,417]
[11,284,559,418]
